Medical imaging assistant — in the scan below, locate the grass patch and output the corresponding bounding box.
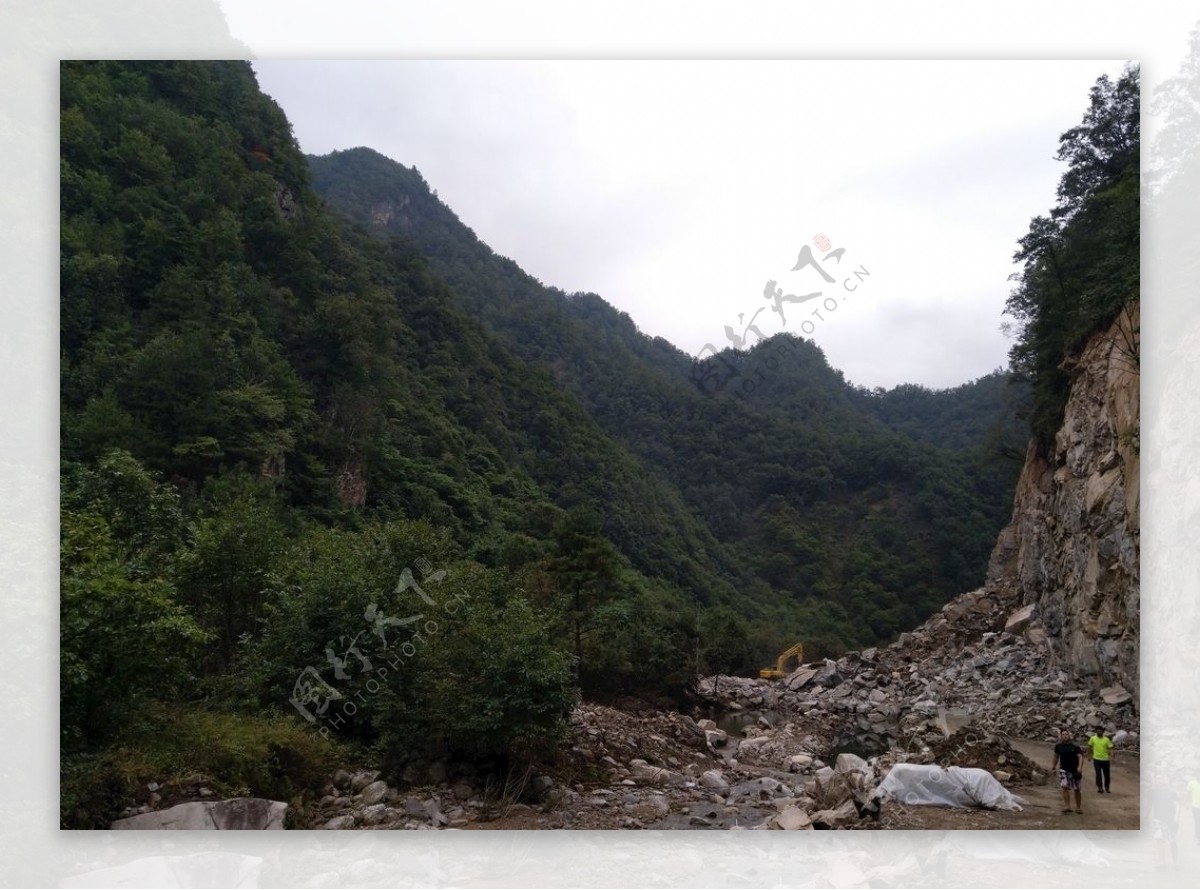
[61,706,352,828]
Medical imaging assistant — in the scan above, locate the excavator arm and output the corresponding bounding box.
[759,642,804,679]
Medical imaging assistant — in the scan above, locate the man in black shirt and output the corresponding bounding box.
[1052,728,1085,814]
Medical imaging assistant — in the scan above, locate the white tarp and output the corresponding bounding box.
[874,763,1024,811]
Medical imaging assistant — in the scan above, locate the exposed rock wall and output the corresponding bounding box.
[986,304,1139,706]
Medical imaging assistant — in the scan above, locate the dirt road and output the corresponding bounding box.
[880,738,1139,830]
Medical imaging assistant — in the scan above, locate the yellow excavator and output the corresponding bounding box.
[759,642,805,679]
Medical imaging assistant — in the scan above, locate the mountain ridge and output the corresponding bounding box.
[309,144,1024,642]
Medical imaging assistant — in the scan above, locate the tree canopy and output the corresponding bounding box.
[1003,64,1139,451]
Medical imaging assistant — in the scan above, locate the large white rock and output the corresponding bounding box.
[111,798,287,830]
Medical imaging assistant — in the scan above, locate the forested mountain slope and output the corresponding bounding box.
[311,147,1024,647]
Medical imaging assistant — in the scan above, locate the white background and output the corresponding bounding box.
[2,1,1196,886]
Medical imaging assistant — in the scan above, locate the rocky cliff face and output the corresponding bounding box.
[986,304,1139,706]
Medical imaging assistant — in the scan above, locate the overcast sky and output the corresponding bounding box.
[252,59,1132,390]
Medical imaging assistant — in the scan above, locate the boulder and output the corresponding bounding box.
[786,753,814,772]
[402,797,429,817]
[785,667,819,691]
[631,763,686,786]
[769,805,813,830]
[737,735,771,756]
[835,752,873,781]
[814,660,844,688]
[424,799,444,822]
[349,770,380,793]
[700,769,730,791]
[359,780,389,806]
[359,803,391,826]
[811,798,860,829]
[323,814,356,830]
[331,769,352,791]
[1100,685,1132,706]
[451,781,476,801]
[110,798,287,830]
[1004,604,1036,635]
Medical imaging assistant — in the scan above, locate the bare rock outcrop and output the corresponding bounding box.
[987,304,1139,706]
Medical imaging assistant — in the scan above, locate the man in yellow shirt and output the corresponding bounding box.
[1087,727,1114,793]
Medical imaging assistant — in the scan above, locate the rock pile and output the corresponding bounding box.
[926,727,1045,785]
[870,589,1139,750]
[694,585,1138,765]
[297,768,492,830]
[295,704,893,830]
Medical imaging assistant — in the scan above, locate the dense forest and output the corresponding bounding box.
[59,60,1134,826]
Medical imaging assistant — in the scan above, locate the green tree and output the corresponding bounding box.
[545,508,623,681]
[61,453,208,749]
[380,566,576,766]
[699,605,757,675]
